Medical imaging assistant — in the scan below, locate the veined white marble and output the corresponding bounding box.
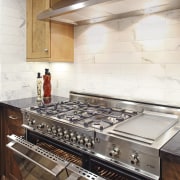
[52,9,180,107]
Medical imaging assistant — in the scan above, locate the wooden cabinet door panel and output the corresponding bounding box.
[162,160,180,180]
[7,108,22,126]
[4,106,25,179]
[27,0,50,59]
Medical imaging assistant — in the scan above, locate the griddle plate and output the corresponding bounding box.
[114,112,178,142]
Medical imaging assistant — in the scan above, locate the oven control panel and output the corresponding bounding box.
[23,112,96,151]
[93,134,160,179]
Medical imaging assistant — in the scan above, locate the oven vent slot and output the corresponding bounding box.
[34,142,105,180]
[95,166,127,180]
[67,163,103,180]
[37,142,82,167]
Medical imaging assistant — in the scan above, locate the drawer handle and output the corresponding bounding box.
[44,48,48,52]
[8,115,18,120]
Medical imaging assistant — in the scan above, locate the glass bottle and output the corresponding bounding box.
[43,69,51,99]
[37,72,42,102]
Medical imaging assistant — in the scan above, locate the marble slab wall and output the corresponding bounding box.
[52,9,180,106]
[0,0,49,101]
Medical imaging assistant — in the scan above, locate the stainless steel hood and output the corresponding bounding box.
[37,0,180,25]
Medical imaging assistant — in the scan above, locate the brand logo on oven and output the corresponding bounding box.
[146,164,155,169]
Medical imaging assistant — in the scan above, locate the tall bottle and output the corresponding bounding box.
[37,72,42,102]
[43,69,51,99]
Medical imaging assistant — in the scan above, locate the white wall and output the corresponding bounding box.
[0,0,180,107]
[52,9,180,106]
[0,0,49,101]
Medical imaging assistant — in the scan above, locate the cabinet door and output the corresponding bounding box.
[27,0,50,60]
[51,22,74,62]
[162,159,180,180]
[5,107,25,180]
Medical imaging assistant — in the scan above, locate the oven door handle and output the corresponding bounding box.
[6,134,69,177]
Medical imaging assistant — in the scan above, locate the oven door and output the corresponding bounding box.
[6,134,104,180]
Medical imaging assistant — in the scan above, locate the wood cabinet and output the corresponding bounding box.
[0,105,3,179]
[4,106,25,180]
[161,159,180,180]
[26,0,74,62]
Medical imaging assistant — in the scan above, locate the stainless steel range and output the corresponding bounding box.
[7,91,180,180]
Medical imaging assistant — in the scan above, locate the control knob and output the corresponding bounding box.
[130,153,139,165]
[57,128,63,136]
[77,135,81,140]
[84,137,89,143]
[52,129,57,135]
[58,132,63,137]
[37,123,45,129]
[57,128,62,132]
[77,135,84,145]
[70,132,75,138]
[109,147,120,157]
[79,139,84,145]
[70,136,77,143]
[28,119,36,125]
[85,140,94,148]
[51,126,56,130]
[65,134,70,140]
[63,130,68,135]
[47,127,52,133]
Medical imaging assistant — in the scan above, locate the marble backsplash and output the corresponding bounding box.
[52,9,180,106]
[0,0,180,107]
[0,0,49,100]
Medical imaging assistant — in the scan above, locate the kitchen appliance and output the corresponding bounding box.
[37,0,180,25]
[7,91,180,179]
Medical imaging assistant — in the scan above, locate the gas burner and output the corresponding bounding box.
[83,118,111,131]
[56,107,71,113]
[78,102,88,108]
[46,110,58,116]
[85,108,102,115]
[57,113,81,122]
[61,104,75,110]
[82,114,120,130]
[108,109,136,121]
[97,106,112,114]
[73,110,92,118]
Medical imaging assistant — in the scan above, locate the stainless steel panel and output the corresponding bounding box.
[114,111,178,142]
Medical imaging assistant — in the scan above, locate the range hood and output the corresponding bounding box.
[37,0,180,25]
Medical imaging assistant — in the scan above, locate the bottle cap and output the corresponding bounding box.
[45,68,49,75]
[37,72,41,78]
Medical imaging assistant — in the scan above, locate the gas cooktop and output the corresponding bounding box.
[22,91,180,180]
[29,100,138,130]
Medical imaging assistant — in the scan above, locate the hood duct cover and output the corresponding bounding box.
[37,0,180,25]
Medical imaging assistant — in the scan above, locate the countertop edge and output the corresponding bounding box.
[0,96,68,109]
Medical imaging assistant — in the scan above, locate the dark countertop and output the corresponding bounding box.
[160,131,180,163]
[1,96,68,109]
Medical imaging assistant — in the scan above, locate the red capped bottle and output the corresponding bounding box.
[43,69,51,99]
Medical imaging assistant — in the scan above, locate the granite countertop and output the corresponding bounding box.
[1,95,68,109]
[160,131,180,163]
